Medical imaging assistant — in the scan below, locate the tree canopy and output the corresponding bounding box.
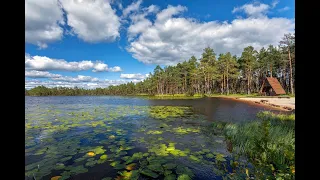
[26,33,295,96]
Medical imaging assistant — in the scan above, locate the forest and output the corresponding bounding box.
[26,33,295,96]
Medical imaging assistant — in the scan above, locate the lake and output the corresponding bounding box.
[25,96,287,180]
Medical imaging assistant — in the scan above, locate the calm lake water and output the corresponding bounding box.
[25,96,286,180]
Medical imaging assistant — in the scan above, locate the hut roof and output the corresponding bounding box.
[265,77,286,95]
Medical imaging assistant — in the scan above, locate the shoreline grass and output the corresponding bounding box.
[208,111,295,179]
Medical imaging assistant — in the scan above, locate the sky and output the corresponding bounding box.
[25,0,295,89]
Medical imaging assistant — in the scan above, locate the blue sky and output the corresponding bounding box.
[25,0,294,89]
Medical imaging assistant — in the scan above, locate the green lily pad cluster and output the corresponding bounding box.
[26,103,247,179]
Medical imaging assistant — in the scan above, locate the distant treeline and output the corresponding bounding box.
[26,33,295,96]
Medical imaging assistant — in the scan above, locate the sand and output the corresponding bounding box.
[238,97,295,111]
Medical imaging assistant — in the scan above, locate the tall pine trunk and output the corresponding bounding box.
[288,47,294,95]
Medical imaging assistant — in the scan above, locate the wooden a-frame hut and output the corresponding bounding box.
[259,77,286,96]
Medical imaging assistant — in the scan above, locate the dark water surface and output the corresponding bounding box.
[25,96,286,180]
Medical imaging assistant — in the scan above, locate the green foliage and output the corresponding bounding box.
[223,111,295,179]
[26,33,295,96]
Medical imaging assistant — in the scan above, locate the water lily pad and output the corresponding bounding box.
[163,163,177,170]
[87,158,95,162]
[206,153,214,158]
[212,167,225,176]
[140,169,159,178]
[68,165,88,174]
[215,153,227,162]
[202,149,210,153]
[60,156,72,162]
[176,165,194,177]
[55,163,65,170]
[164,174,176,180]
[177,174,191,180]
[126,163,137,171]
[97,159,107,164]
[132,152,144,159]
[100,154,108,160]
[118,170,132,179]
[114,163,126,170]
[131,170,140,180]
[189,155,200,162]
[51,176,61,180]
[122,156,130,161]
[118,151,127,156]
[85,160,98,167]
[147,163,164,173]
[74,157,87,162]
[101,177,112,180]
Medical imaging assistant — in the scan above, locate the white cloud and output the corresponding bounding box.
[126,4,295,65]
[120,73,146,79]
[278,6,290,12]
[93,62,108,72]
[109,66,122,72]
[232,2,270,17]
[127,4,160,41]
[122,0,143,17]
[25,0,65,48]
[271,0,279,8]
[25,54,122,72]
[60,0,120,43]
[156,5,187,22]
[25,79,138,89]
[25,70,62,78]
[51,75,99,82]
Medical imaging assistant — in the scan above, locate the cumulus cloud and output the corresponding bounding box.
[278,6,290,12]
[156,5,187,22]
[232,2,270,17]
[25,70,62,78]
[271,0,279,8]
[109,66,122,72]
[25,54,121,72]
[59,0,120,43]
[51,75,99,82]
[146,4,159,14]
[25,0,65,48]
[126,4,160,41]
[126,4,295,65]
[25,79,138,89]
[92,62,108,72]
[122,0,143,17]
[120,73,146,79]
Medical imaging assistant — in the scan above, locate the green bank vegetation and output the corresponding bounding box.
[206,111,295,179]
[26,33,295,97]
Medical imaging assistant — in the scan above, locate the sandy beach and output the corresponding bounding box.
[238,97,295,111]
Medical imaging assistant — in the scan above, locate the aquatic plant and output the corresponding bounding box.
[223,111,295,179]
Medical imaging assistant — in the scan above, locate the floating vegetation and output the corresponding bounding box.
[50,176,61,180]
[140,168,159,178]
[87,152,95,156]
[26,101,281,179]
[100,154,108,160]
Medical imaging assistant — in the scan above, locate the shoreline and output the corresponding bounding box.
[215,96,295,112]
